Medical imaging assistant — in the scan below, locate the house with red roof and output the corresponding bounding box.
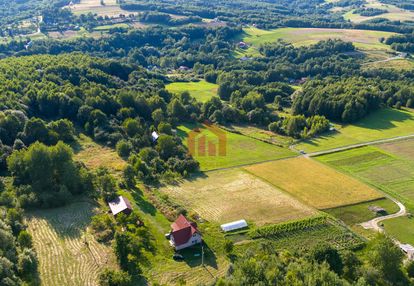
[169,214,202,250]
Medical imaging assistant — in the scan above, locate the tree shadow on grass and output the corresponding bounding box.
[129,186,158,217]
[178,241,218,270]
[27,201,95,239]
[349,108,412,131]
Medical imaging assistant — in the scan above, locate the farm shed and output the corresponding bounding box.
[108,196,133,217]
[221,219,248,232]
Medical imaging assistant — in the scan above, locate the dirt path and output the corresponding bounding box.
[360,199,407,231]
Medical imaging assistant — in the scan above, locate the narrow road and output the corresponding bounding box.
[298,133,414,158]
[360,199,407,231]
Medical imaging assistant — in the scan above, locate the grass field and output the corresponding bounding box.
[177,123,295,171]
[325,198,399,225]
[160,169,317,226]
[343,0,414,23]
[118,190,230,285]
[225,124,294,147]
[74,134,127,177]
[364,59,414,71]
[383,216,414,245]
[166,80,219,103]
[26,201,117,286]
[317,144,414,210]
[296,108,414,153]
[69,0,135,17]
[244,157,383,210]
[242,27,395,51]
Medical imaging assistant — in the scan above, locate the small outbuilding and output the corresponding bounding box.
[221,219,248,232]
[108,196,133,217]
[151,131,159,142]
[400,244,414,260]
[169,215,202,250]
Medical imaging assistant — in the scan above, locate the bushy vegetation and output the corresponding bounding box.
[217,234,411,286]
[249,216,328,239]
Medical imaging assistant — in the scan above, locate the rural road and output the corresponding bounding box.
[298,133,414,158]
[360,199,407,232]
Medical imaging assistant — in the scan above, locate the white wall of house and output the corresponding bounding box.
[171,233,202,250]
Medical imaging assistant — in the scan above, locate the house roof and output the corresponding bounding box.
[171,215,199,246]
[108,196,132,216]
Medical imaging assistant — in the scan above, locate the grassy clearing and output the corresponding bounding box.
[166,80,219,103]
[74,134,127,177]
[118,189,230,285]
[242,27,394,51]
[296,108,414,153]
[224,124,294,147]
[383,216,414,245]
[317,144,414,210]
[364,59,414,71]
[26,201,117,286]
[325,198,399,225]
[69,0,135,17]
[160,169,317,226]
[177,123,295,171]
[343,0,414,23]
[244,157,383,210]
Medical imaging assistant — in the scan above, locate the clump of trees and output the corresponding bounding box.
[7,141,93,208]
[216,234,411,286]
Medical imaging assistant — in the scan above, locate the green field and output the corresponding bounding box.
[118,189,230,286]
[383,216,414,245]
[166,80,219,103]
[242,27,394,51]
[364,59,414,71]
[343,0,414,23]
[325,198,399,226]
[317,143,414,210]
[296,108,414,153]
[27,202,117,286]
[177,123,295,171]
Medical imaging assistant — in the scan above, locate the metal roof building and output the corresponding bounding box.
[220,219,248,232]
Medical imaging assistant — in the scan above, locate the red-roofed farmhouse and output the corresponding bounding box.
[170,215,202,250]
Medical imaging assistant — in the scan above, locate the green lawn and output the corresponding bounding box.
[297,108,414,153]
[166,80,218,103]
[383,216,414,245]
[177,123,295,171]
[325,198,399,226]
[242,27,394,51]
[317,145,414,211]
